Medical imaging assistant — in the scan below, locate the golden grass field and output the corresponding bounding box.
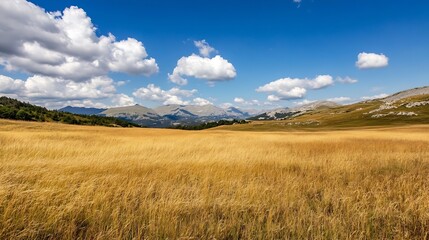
[1,119,429,239]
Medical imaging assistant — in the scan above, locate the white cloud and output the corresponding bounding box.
[326,97,351,103]
[112,94,135,107]
[167,87,197,98]
[293,0,302,3]
[108,38,159,76]
[0,75,115,100]
[267,95,281,102]
[0,0,158,81]
[361,93,389,100]
[0,74,132,108]
[0,0,160,108]
[24,75,116,100]
[336,76,358,84]
[0,75,25,93]
[192,97,213,106]
[163,96,188,105]
[356,52,389,69]
[194,40,216,57]
[256,75,334,101]
[234,97,245,103]
[168,40,236,85]
[133,84,197,105]
[168,54,236,86]
[233,97,261,106]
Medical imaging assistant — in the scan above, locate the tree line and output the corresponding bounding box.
[0,96,140,127]
[170,119,249,130]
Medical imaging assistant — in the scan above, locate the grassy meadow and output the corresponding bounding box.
[1,119,429,239]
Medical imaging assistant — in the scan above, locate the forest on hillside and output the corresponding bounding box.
[0,97,139,127]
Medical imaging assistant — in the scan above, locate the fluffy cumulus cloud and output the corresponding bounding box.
[234,97,245,104]
[168,40,236,85]
[234,97,261,106]
[256,75,334,101]
[0,0,158,108]
[133,84,198,105]
[0,75,25,94]
[0,0,158,80]
[267,95,281,102]
[0,74,135,108]
[24,76,116,100]
[336,76,358,84]
[112,94,136,107]
[192,97,213,106]
[108,38,158,76]
[356,52,389,69]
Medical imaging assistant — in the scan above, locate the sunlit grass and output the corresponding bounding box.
[1,120,428,239]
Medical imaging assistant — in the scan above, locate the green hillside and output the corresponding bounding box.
[218,94,429,131]
[0,97,140,127]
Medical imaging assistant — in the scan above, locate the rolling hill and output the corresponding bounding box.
[249,101,340,120]
[219,86,429,131]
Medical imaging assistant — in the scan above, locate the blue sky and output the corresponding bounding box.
[0,0,428,109]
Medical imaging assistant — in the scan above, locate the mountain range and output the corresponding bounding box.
[58,86,429,128]
[60,104,253,127]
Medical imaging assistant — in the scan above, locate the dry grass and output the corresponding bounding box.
[1,119,429,239]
